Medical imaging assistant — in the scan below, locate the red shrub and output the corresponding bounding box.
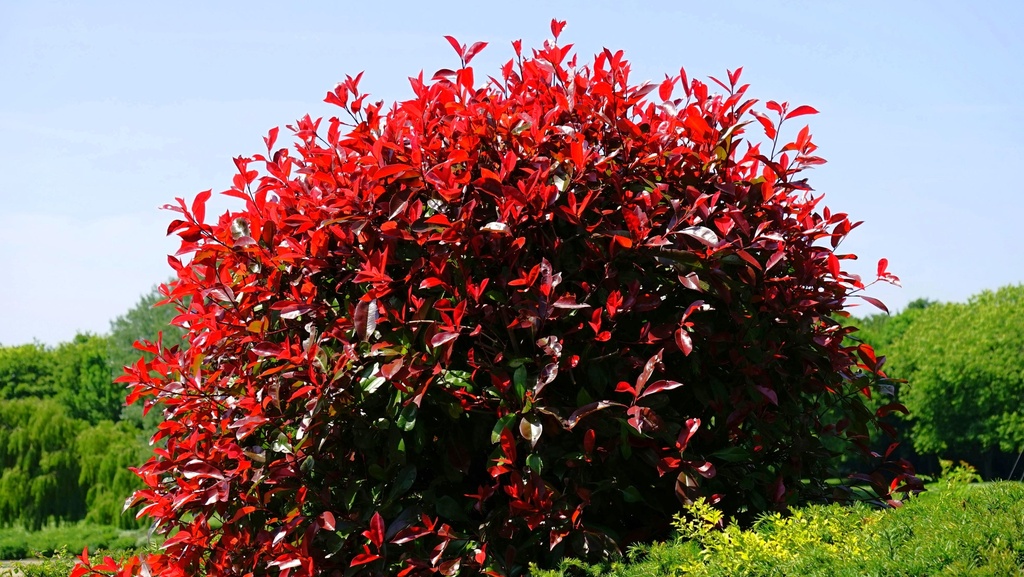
[74,21,917,577]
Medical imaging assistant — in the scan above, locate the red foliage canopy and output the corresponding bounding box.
[74,21,916,577]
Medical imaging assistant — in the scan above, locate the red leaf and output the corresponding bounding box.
[391,525,433,544]
[464,41,488,64]
[350,552,381,567]
[567,401,625,429]
[614,381,637,397]
[443,35,464,58]
[319,511,336,531]
[419,277,446,290]
[354,299,379,341]
[675,329,693,356]
[765,250,786,272]
[263,127,279,151]
[430,332,459,348]
[691,461,716,479]
[756,385,779,406]
[635,349,664,394]
[676,418,700,452]
[681,300,705,322]
[877,258,889,277]
[827,253,841,278]
[613,235,633,248]
[727,66,743,86]
[364,512,385,548]
[678,272,702,292]
[876,402,909,418]
[251,341,281,357]
[859,295,890,314]
[785,105,819,120]
[678,226,720,248]
[658,77,674,101]
[432,68,457,81]
[639,379,685,399]
[192,189,212,224]
[229,415,268,441]
[552,295,591,309]
[375,163,415,180]
[550,19,567,39]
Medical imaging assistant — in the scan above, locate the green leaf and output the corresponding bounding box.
[491,413,516,444]
[397,403,418,431]
[526,453,543,474]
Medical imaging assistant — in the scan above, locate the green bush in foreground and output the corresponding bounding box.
[0,523,145,561]
[534,477,1024,576]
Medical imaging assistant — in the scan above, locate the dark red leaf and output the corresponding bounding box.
[639,379,685,399]
[430,332,459,348]
[676,418,700,452]
[675,329,693,356]
[567,401,625,429]
[354,299,379,341]
[859,295,890,314]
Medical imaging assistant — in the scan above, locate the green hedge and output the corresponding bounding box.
[0,523,145,561]
[535,476,1024,576]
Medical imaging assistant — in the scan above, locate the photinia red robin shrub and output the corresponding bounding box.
[74,20,919,577]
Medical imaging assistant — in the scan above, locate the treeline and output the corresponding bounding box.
[845,283,1024,478]
[0,286,182,530]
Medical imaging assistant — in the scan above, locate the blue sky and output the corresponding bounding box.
[1,0,1021,346]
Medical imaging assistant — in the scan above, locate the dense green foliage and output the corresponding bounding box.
[534,473,1024,576]
[0,523,145,561]
[841,285,1024,474]
[887,285,1024,457]
[0,399,85,530]
[0,284,178,532]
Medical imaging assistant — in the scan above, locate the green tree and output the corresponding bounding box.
[889,285,1024,458]
[76,421,148,528]
[848,298,936,353]
[0,399,85,529]
[52,334,124,425]
[0,343,56,399]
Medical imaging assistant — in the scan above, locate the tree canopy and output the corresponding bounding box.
[888,284,1024,456]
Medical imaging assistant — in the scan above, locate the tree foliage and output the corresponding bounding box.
[76,421,148,529]
[888,284,1024,455]
[77,23,915,577]
[54,334,125,425]
[0,286,178,530]
[0,399,85,530]
[0,343,57,399]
